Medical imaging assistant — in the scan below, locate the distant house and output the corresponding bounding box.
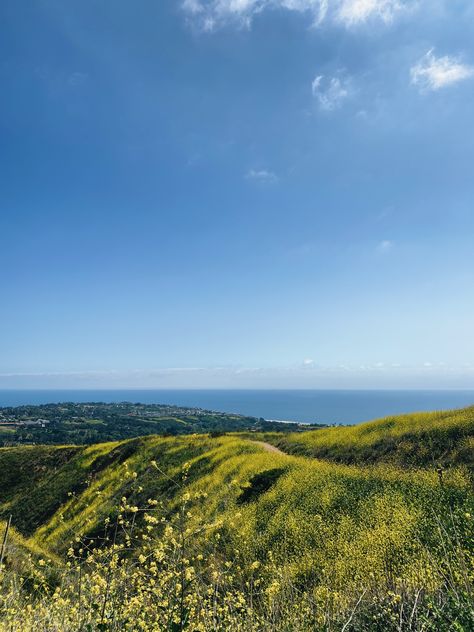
[22,419,50,427]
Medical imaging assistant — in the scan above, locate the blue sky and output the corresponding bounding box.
[1,0,474,389]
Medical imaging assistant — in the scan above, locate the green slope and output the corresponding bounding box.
[268,405,474,470]
[0,409,473,630]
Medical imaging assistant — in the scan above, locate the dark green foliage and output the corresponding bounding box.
[0,401,322,446]
[0,446,80,505]
[237,468,287,504]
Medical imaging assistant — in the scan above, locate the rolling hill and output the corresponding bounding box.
[268,405,474,470]
[0,407,473,631]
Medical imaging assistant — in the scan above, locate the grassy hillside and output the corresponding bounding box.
[0,410,473,630]
[268,405,474,470]
[0,519,59,575]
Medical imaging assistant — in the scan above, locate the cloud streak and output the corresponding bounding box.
[410,49,474,92]
[182,0,409,31]
[245,168,278,182]
[1,363,473,389]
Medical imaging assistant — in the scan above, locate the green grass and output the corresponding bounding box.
[267,405,474,470]
[0,408,473,630]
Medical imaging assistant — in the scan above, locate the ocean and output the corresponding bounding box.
[0,389,473,425]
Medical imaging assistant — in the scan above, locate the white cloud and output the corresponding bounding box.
[337,0,404,26]
[182,0,264,30]
[182,0,204,13]
[311,74,350,110]
[245,168,278,182]
[376,239,393,253]
[410,49,474,92]
[182,0,408,31]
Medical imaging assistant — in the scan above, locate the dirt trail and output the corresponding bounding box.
[251,440,287,456]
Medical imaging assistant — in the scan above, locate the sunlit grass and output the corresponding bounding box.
[268,405,474,469]
[0,411,473,630]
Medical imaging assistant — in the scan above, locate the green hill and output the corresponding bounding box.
[0,408,473,631]
[268,405,474,470]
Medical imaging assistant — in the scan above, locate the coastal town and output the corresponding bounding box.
[0,401,322,446]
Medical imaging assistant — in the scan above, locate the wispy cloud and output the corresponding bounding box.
[337,0,404,26]
[2,362,473,389]
[410,49,474,92]
[245,168,278,183]
[311,74,351,111]
[376,239,393,253]
[182,0,408,31]
[68,72,88,87]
